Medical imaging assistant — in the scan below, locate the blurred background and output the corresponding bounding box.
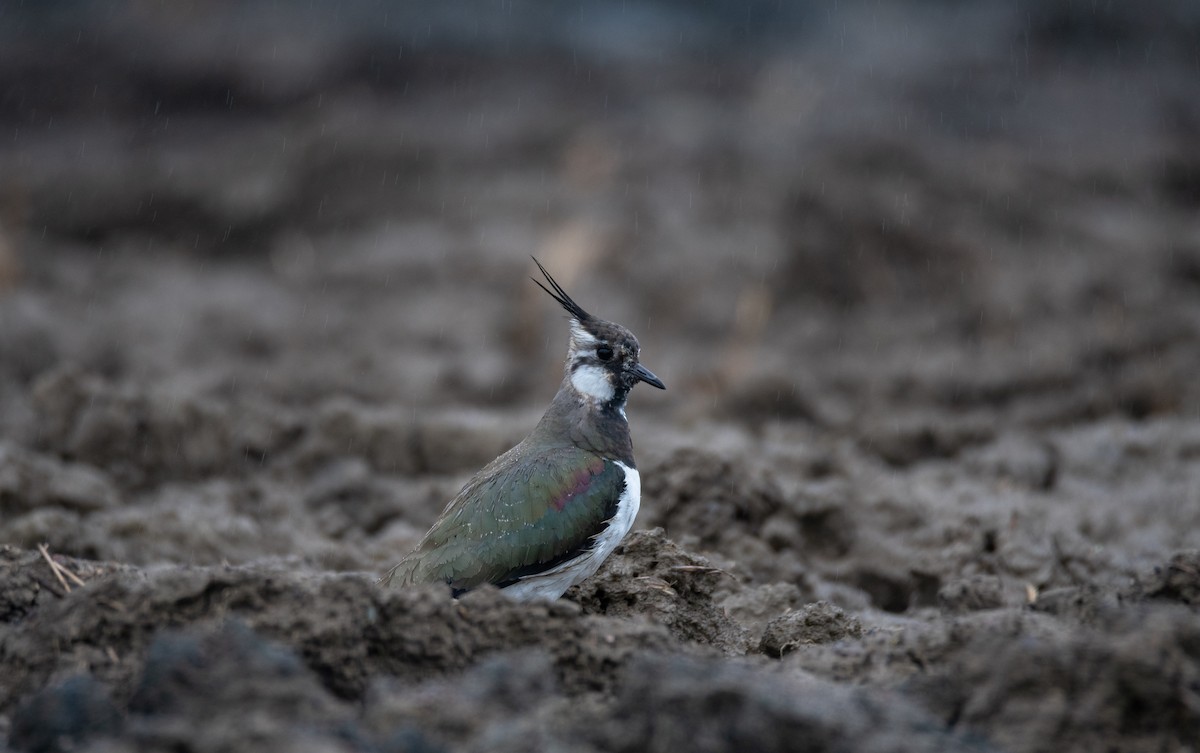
[1,0,1199,570]
[5,6,1200,749]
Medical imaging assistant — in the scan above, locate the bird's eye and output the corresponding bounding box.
[596,344,614,362]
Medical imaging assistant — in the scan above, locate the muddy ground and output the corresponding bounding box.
[2,2,1200,751]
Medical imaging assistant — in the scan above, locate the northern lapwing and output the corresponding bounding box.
[380,258,665,600]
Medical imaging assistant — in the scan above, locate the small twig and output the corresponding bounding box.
[37,543,86,590]
[634,576,678,596]
[61,562,87,587]
[38,543,72,594]
[1025,583,1039,605]
[669,565,738,582]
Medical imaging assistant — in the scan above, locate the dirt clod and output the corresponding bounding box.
[759,601,864,657]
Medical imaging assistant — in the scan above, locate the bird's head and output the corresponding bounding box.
[532,258,665,409]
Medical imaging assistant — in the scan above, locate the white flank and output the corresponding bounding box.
[502,462,641,601]
[570,364,616,403]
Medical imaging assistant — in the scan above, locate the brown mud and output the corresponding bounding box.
[2,2,1200,751]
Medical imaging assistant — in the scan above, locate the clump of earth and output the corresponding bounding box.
[2,2,1199,751]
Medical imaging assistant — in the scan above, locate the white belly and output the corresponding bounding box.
[502,462,640,601]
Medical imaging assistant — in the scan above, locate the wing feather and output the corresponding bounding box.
[380,445,625,593]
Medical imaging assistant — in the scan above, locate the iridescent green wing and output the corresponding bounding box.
[383,446,627,592]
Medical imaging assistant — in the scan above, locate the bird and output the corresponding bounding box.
[380,258,665,601]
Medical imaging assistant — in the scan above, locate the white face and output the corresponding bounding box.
[565,317,639,407]
[570,363,616,403]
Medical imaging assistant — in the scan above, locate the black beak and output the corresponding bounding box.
[632,363,666,390]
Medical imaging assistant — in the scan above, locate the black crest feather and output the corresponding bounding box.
[531,257,591,322]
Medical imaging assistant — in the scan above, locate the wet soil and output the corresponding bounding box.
[2,2,1200,751]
